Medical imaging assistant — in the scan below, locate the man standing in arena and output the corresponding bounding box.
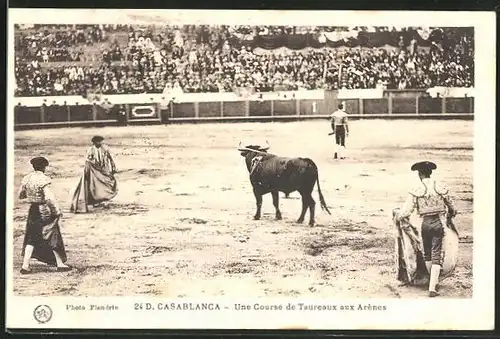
[18,157,71,273]
[70,136,118,212]
[115,105,127,126]
[395,161,458,297]
[329,102,349,159]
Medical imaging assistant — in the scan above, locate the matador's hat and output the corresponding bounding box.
[411,161,437,172]
[91,135,104,143]
[30,156,49,168]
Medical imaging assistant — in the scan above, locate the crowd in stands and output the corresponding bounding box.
[15,25,110,63]
[339,42,473,90]
[14,24,474,97]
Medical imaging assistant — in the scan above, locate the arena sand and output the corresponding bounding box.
[11,119,473,298]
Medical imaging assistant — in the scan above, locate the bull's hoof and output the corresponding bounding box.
[275,214,282,220]
[253,216,261,220]
[296,218,304,224]
[309,222,315,227]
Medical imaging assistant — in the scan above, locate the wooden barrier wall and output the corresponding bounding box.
[14,96,474,129]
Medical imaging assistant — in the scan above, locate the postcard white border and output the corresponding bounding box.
[5,9,496,330]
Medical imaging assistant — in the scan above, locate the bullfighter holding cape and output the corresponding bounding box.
[393,161,459,297]
[70,136,118,213]
[18,157,71,273]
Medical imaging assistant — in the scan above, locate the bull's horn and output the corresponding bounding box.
[262,140,270,150]
[237,147,268,155]
[237,141,248,152]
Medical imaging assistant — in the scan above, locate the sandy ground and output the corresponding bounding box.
[11,119,473,298]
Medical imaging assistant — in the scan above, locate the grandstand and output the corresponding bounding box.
[14,25,474,97]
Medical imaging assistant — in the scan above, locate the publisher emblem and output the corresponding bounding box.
[33,305,52,324]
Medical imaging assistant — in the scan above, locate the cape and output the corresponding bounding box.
[393,208,459,285]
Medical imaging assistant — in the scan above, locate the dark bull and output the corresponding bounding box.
[238,142,331,226]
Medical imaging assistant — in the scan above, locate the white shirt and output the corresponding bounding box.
[330,110,348,125]
[54,82,64,91]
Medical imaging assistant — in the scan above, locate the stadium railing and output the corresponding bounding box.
[12,89,474,130]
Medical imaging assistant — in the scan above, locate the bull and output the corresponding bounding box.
[238,142,331,226]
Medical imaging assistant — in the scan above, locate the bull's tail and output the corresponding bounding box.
[316,172,332,215]
[304,158,331,215]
